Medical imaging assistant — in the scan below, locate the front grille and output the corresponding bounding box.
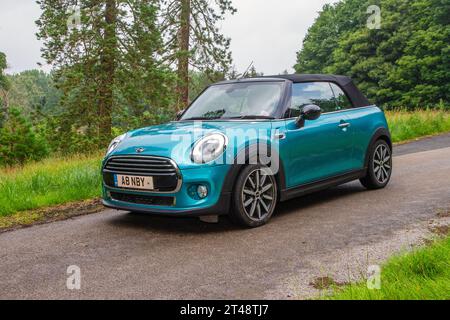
[110,192,175,206]
[103,156,180,193]
[104,156,177,176]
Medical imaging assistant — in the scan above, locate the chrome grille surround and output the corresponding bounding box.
[103,155,182,194]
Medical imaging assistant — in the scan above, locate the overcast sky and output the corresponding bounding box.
[0,0,337,75]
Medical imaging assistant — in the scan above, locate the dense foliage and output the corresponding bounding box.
[0,107,49,166]
[36,0,176,150]
[295,0,450,109]
[0,52,9,126]
[7,70,60,119]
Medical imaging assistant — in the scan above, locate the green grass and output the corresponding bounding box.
[0,154,103,217]
[386,109,450,143]
[327,236,450,300]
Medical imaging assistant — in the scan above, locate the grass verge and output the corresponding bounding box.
[386,109,450,143]
[0,154,103,217]
[0,198,104,232]
[326,235,450,300]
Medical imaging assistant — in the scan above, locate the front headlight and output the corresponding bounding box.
[106,133,127,155]
[191,133,228,164]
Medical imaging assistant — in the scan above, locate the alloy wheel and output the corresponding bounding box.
[241,168,276,221]
[373,144,392,184]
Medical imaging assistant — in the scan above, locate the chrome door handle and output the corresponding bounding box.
[339,123,351,129]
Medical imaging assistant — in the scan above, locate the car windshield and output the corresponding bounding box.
[180,82,284,121]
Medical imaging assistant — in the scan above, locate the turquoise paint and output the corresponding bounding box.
[103,164,230,212]
[279,106,388,188]
[102,98,389,214]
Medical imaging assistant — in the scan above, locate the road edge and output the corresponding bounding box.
[0,198,104,233]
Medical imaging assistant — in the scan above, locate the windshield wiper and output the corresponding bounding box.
[182,115,276,121]
[227,115,276,120]
[181,117,222,121]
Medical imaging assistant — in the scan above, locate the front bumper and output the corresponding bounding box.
[102,164,233,217]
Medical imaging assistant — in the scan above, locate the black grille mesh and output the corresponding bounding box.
[110,192,175,206]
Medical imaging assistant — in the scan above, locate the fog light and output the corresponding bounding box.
[197,185,208,199]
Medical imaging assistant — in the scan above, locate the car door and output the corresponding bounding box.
[329,82,361,169]
[282,82,354,188]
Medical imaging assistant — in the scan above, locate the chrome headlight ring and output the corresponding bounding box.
[191,133,228,164]
[106,133,127,156]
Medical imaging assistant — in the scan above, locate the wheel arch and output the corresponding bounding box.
[364,127,392,169]
[222,143,287,200]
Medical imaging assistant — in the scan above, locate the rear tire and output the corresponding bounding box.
[360,139,392,190]
[230,165,278,228]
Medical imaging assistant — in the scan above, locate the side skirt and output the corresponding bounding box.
[279,169,367,202]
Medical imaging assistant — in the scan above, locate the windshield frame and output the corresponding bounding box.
[179,79,291,121]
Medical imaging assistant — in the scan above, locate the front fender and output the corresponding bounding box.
[221,141,287,198]
[363,127,392,169]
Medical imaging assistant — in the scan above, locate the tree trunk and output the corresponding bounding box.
[177,0,190,110]
[98,0,117,145]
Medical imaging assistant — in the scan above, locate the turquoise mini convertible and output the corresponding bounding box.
[102,74,392,227]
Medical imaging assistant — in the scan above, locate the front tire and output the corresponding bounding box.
[230,165,278,228]
[360,139,392,190]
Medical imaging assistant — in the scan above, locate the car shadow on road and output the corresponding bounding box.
[275,182,365,218]
[107,182,366,234]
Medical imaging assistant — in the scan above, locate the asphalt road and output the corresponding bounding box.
[1,134,449,299]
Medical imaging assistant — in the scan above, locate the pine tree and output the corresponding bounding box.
[160,0,236,109]
[0,52,10,125]
[0,107,49,166]
[7,70,61,119]
[36,0,174,149]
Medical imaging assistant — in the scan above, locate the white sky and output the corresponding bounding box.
[0,0,337,75]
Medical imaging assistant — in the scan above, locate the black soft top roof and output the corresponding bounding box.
[264,74,353,86]
[217,74,371,108]
[266,74,371,108]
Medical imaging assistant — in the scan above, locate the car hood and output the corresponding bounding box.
[110,121,273,169]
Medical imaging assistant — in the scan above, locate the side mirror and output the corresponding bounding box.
[296,104,322,128]
[176,109,185,121]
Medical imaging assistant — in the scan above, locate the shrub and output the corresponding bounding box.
[0,107,49,166]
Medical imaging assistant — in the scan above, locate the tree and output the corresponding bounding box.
[0,107,49,166]
[0,52,10,125]
[160,0,236,108]
[294,4,341,74]
[37,0,175,150]
[295,0,450,109]
[7,70,61,120]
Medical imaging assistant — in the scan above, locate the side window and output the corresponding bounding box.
[330,83,353,110]
[288,82,337,117]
